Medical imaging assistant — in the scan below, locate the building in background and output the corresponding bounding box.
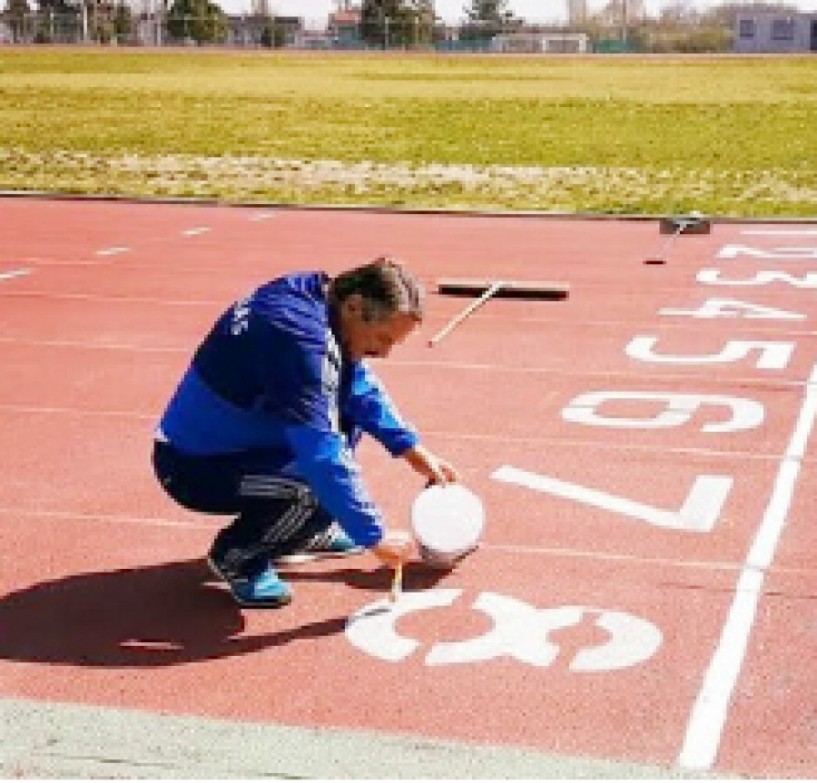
[734,9,817,52]
[328,2,362,47]
[625,0,645,22]
[567,0,588,25]
[490,30,589,52]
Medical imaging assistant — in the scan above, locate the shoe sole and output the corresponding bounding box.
[273,547,364,565]
[206,555,229,582]
[233,592,292,609]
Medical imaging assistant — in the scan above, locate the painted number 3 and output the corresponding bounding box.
[345,590,662,671]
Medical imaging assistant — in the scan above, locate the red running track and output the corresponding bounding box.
[0,197,816,776]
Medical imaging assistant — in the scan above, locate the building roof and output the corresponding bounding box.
[329,10,362,25]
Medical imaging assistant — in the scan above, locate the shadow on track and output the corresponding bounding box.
[0,557,442,668]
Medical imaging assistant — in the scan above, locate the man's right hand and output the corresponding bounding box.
[371,529,415,567]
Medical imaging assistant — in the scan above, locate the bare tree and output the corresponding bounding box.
[6,0,30,41]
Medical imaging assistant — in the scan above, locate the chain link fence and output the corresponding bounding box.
[0,9,738,52]
[0,11,602,51]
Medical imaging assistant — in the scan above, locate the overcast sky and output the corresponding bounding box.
[253,0,817,23]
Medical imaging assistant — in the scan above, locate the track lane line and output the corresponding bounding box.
[0,336,813,391]
[0,506,210,529]
[1,288,815,336]
[0,269,31,282]
[95,247,131,257]
[0,505,758,572]
[678,360,817,771]
[0,290,221,306]
[5,505,817,583]
[0,402,800,462]
[0,401,808,463]
[248,211,276,222]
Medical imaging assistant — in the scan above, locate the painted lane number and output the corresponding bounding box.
[346,589,662,671]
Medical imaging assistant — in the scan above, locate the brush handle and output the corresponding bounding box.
[389,561,404,603]
[428,280,504,347]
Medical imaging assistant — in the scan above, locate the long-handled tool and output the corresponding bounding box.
[428,277,569,347]
[644,212,712,265]
[389,561,403,604]
[428,280,504,347]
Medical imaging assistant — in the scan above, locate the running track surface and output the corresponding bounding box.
[1,196,815,778]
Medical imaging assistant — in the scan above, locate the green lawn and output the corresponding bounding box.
[1,48,816,216]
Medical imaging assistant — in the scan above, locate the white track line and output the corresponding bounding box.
[740,229,817,236]
[7,507,817,581]
[0,268,31,282]
[0,332,810,393]
[0,403,153,419]
[95,246,130,257]
[181,226,210,237]
[0,290,219,306]
[0,506,210,530]
[0,401,796,462]
[678,360,817,771]
[1,285,814,337]
[0,506,749,572]
[0,336,186,352]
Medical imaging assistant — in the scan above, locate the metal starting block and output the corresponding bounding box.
[659,214,712,235]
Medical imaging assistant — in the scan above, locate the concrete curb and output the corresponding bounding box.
[2,188,816,225]
[1,698,718,779]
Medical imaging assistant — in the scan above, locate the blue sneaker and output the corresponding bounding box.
[274,524,363,565]
[228,565,292,609]
[207,555,291,608]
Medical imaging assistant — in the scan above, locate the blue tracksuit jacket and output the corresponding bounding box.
[157,271,419,547]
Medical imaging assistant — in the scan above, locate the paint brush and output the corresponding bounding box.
[389,561,403,604]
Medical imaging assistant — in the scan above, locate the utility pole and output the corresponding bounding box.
[621,0,628,46]
[156,0,163,45]
[81,0,89,42]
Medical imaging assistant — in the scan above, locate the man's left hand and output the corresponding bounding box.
[402,444,460,486]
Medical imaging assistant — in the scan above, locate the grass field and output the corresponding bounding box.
[1,48,816,216]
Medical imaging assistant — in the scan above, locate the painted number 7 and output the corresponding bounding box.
[492,465,732,533]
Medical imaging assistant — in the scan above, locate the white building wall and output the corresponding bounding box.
[734,11,817,53]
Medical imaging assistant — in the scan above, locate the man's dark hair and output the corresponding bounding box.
[329,256,425,323]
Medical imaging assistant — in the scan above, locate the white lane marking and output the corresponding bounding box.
[0,336,186,352]
[678,360,817,771]
[181,226,210,237]
[95,246,130,257]
[0,403,154,419]
[0,328,808,393]
[249,211,276,222]
[740,229,817,236]
[0,506,211,530]
[483,543,744,573]
[0,506,731,569]
[1,290,219,306]
[6,503,817,579]
[0,268,31,282]
[0,398,793,462]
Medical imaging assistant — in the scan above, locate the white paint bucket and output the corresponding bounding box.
[411,483,485,569]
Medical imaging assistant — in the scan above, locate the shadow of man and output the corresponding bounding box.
[0,558,352,668]
[0,557,452,669]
